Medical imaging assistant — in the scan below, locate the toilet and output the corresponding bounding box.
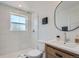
[26,41,44,58]
[18,41,44,58]
[26,49,43,58]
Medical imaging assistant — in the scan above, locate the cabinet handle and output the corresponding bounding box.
[55,53,63,58]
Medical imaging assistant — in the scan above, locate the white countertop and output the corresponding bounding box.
[45,40,79,55]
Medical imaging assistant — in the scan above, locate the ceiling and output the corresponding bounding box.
[0,1,60,12]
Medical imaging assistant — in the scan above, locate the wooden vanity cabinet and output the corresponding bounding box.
[45,44,79,58]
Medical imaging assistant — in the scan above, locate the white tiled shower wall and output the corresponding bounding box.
[0,3,35,56]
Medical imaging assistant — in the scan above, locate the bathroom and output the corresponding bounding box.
[0,1,79,58]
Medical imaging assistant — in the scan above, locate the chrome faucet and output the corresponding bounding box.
[64,32,69,44]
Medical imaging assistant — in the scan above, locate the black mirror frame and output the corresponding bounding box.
[54,1,79,32]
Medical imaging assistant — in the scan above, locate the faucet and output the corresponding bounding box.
[64,32,69,44]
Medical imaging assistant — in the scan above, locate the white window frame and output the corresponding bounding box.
[9,12,28,31]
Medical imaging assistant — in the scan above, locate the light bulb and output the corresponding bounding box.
[18,4,22,7]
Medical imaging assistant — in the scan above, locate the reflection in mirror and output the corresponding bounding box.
[54,1,79,32]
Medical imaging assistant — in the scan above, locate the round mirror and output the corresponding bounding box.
[54,1,79,32]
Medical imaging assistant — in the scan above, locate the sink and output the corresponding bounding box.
[47,40,79,49]
[53,41,79,48]
[55,40,79,48]
[64,43,79,48]
[64,43,76,47]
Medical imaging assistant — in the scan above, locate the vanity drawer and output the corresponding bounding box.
[55,49,73,58]
[45,44,74,58]
[46,53,56,58]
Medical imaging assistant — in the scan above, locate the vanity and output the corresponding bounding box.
[45,40,79,58]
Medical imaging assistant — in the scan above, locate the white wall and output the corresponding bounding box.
[25,1,62,51]
[0,3,34,55]
[27,1,60,41]
[29,1,79,44]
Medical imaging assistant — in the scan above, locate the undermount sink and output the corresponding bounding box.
[53,40,79,48]
[58,41,79,48]
[48,40,79,49]
[64,43,79,48]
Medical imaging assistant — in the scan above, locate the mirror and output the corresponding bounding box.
[54,1,79,32]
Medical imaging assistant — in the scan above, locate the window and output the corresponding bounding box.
[10,14,27,31]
